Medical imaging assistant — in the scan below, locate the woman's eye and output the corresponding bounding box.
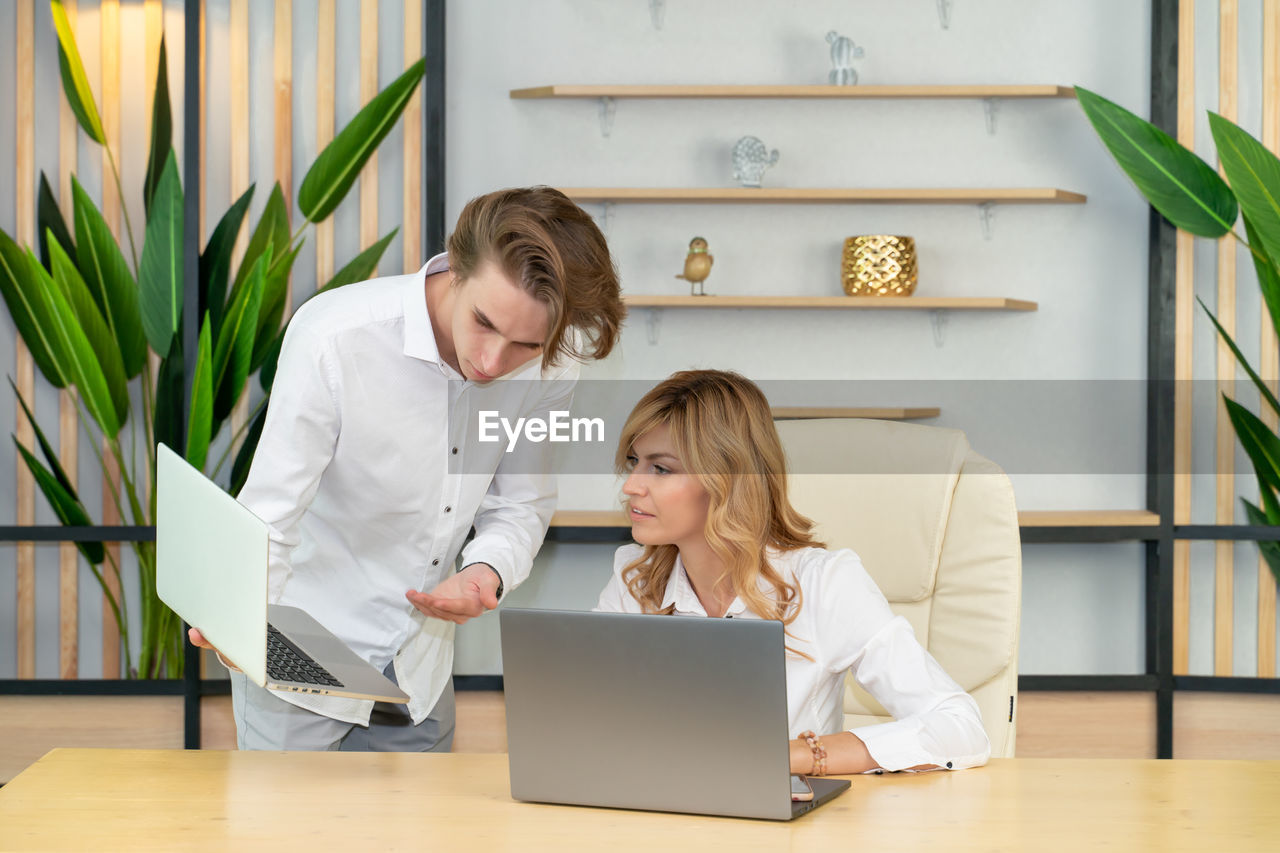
[653,465,670,475]
[624,455,638,469]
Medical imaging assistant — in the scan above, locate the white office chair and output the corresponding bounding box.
[776,418,1022,758]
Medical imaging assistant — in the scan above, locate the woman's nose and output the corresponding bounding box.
[622,470,645,495]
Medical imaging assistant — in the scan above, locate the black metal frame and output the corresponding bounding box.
[3,0,1278,756]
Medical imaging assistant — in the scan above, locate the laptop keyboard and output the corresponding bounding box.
[266,624,345,688]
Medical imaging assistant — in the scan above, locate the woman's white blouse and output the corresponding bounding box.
[594,544,991,772]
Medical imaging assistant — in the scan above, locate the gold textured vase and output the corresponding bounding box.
[842,235,918,296]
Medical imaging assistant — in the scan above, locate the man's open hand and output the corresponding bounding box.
[406,563,501,624]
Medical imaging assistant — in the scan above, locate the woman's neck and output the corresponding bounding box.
[677,539,734,618]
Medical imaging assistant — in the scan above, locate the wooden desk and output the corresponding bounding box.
[1,751,1276,851]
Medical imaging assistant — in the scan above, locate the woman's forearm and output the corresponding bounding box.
[789,731,943,776]
[788,732,877,775]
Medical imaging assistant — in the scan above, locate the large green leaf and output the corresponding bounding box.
[1243,213,1280,348]
[10,379,104,564]
[201,184,255,340]
[23,247,120,437]
[320,228,398,294]
[250,242,301,371]
[298,57,427,223]
[139,151,184,354]
[72,177,147,377]
[232,183,290,297]
[153,335,185,456]
[37,172,76,272]
[229,400,269,497]
[1224,396,1280,492]
[143,36,172,218]
[1241,498,1280,586]
[48,235,129,428]
[1199,296,1280,418]
[13,438,106,565]
[258,327,286,394]
[1209,112,1280,268]
[213,250,267,422]
[50,0,106,145]
[0,229,67,387]
[1076,86,1237,238]
[185,316,214,471]
[10,377,76,503]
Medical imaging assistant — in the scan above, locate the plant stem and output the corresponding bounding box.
[210,395,269,479]
[1229,229,1272,267]
[104,146,140,273]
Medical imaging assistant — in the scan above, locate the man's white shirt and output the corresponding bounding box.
[238,252,576,725]
[595,544,991,772]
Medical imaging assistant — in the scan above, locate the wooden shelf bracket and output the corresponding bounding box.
[979,201,996,240]
[931,310,949,348]
[599,96,617,136]
[646,308,663,345]
[983,97,998,134]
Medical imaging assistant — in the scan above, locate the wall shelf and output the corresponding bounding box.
[770,407,941,420]
[625,295,1037,311]
[562,187,1086,205]
[549,509,1162,534]
[511,84,1076,100]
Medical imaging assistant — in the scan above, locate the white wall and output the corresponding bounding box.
[448,0,1159,675]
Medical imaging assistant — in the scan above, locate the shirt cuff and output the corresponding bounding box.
[850,718,946,773]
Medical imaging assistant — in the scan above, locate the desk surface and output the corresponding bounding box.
[1,750,1277,851]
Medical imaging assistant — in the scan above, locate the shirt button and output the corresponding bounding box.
[432,558,440,566]
[444,506,452,513]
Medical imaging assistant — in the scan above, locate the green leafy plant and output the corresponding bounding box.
[1076,85,1280,585]
[0,1,424,677]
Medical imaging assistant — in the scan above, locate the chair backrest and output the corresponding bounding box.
[775,418,1022,758]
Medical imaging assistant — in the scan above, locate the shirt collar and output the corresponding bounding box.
[402,251,452,365]
[662,553,751,618]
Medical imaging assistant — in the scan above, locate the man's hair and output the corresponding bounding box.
[447,186,625,369]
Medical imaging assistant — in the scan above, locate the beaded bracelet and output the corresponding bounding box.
[800,730,828,777]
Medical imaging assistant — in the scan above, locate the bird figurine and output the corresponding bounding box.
[675,236,713,296]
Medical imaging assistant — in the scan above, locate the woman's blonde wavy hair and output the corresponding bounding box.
[615,370,824,636]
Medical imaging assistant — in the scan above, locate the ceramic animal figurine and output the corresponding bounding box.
[731,137,780,188]
[827,31,865,85]
[675,236,713,296]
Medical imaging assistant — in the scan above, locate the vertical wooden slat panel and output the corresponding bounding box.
[359,0,378,253]
[1260,0,1280,679]
[315,0,336,291]
[1214,0,1239,677]
[15,0,37,681]
[276,0,294,310]
[403,0,422,273]
[275,0,293,216]
[1173,0,1196,675]
[57,0,81,680]
[100,0,125,679]
[228,0,250,443]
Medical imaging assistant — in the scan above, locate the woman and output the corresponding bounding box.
[595,370,990,776]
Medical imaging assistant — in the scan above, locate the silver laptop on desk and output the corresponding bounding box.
[499,608,850,821]
[156,443,408,704]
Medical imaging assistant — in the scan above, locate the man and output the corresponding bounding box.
[192,186,625,751]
